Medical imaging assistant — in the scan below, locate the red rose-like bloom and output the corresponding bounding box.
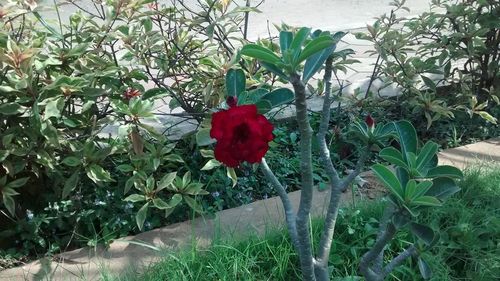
[210,104,274,167]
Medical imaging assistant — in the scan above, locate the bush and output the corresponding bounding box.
[356,0,500,128]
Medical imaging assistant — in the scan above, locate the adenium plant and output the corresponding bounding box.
[201,27,462,281]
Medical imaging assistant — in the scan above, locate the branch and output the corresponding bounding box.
[341,145,371,191]
[260,158,299,250]
[290,73,316,281]
[380,245,417,279]
[359,222,397,281]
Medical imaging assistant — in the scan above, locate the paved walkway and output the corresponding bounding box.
[1,138,499,281]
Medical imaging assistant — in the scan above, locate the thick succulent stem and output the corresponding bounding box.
[290,72,317,281]
[260,158,299,250]
[359,221,397,281]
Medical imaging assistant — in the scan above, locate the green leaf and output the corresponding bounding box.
[416,141,438,171]
[427,177,460,200]
[86,164,113,183]
[411,180,434,200]
[44,97,64,120]
[279,31,293,55]
[3,194,16,216]
[62,172,80,199]
[182,171,191,187]
[196,128,216,146]
[260,88,294,108]
[289,27,311,62]
[117,164,134,173]
[152,198,172,210]
[136,202,149,230]
[379,147,407,168]
[421,75,436,91]
[168,194,182,208]
[255,99,272,114]
[143,88,168,100]
[297,36,334,64]
[302,44,335,82]
[124,194,146,203]
[62,156,81,167]
[227,167,237,187]
[0,102,25,115]
[418,257,432,280]
[201,159,221,170]
[6,177,29,188]
[260,62,289,80]
[426,165,463,179]
[412,196,442,207]
[392,121,417,162]
[0,150,9,162]
[371,164,404,202]
[225,68,246,97]
[157,172,177,191]
[184,196,203,213]
[241,44,282,65]
[410,223,435,246]
[404,180,417,202]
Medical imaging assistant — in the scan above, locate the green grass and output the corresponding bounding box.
[105,164,500,281]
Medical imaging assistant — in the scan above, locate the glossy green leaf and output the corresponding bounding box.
[410,223,435,246]
[201,159,221,170]
[372,164,404,202]
[183,196,203,213]
[260,62,288,80]
[418,257,432,280]
[152,198,172,210]
[289,27,311,62]
[255,99,272,114]
[411,180,434,200]
[124,194,146,202]
[227,167,237,187]
[3,194,16,216]
[279,31,293,55]
[412,196,442,207]
[196,128,216,146]
[62,172,80,199]
[426,165,463,179]
[168,194,182,208]
[0,103,25,115]
[427,177,460,200]
[379,147,407,168]
[225,68,246,97]
[297,36,334,64]
[261,88,294,108]
[392,121,417,162]
[62,156,81,167]
[302,44,335,82]
[241,44,282,65]
[136,202,149,230]
[416,141,438,171]
[6,177,29,188]
[157,172,177,191]
[86,164,113,183]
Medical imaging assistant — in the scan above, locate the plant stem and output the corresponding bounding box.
[359,222,397,281]
[290,72,317,281]
[260,158,299,250]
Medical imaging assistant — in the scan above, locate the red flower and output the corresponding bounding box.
[123,88,141,100]
[210,104,274,167]
[365,114,375,129]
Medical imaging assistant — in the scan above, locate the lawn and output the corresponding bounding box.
[103,164,500,281]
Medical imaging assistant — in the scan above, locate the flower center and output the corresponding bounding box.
[233,123,250,143]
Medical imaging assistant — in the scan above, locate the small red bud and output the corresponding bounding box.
[123,88,141,100]
[226,96,238,108]
[365,114,375,128]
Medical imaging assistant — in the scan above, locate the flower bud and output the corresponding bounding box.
[123,88,141,100]
[365,114,375,129]
[226,96,238,108]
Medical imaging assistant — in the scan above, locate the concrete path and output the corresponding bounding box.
[1,138,499,281]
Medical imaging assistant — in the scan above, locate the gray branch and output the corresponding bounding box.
[260,158,299,250]
[359,222,397,281]
[290,72,317,281]
[380,245,417,279]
